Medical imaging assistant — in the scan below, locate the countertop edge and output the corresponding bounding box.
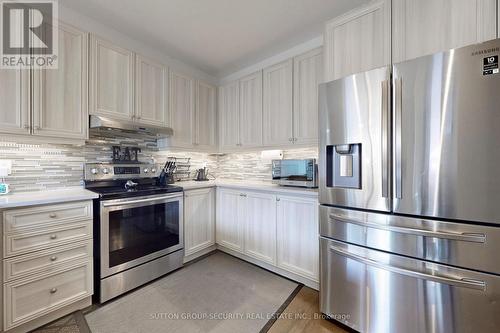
[0,188,99,209]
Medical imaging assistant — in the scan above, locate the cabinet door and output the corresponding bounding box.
[184,188,215,256]
[195,80,217,149]
[276,195,319,281]
[135,55,168,126]
[216,189,244,253]
[239,71,262,147]
[169,70,195,148]
[293,48,323,145]
[244,192,276,265]
[218,81,240,150]
[263,59,293,146]
[90,35,134,120]
[392,0,497,63]
[0,69,30,135]
[324,0,391,81]
[32,23,88,140]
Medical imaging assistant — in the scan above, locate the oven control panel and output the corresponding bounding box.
[84,163,159,180]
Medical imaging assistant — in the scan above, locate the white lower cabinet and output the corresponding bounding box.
[244,192,276,265]
[216,189,245,252]
[216,187,319,287]
[184,188,216,258]
[2,200,93,331]
[276,195,319,281]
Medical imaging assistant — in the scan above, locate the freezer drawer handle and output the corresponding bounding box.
[328,244,486,291]
[329,213,486,243]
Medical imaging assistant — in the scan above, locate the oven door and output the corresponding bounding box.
[100,193,183,278]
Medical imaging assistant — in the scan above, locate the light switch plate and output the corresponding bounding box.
[0,160,12,175]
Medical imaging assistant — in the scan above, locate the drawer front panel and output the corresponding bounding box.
[320,237,500,333]
[4,221,92,258]
[4,260,93,330]
[4,201,93,234]
[4,240,92,282]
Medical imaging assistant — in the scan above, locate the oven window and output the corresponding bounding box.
[108,201,179,267]
[278,161,309,181]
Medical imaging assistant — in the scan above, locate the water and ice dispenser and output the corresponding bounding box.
[326,143,361,189]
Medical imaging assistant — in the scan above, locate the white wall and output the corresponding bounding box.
[219,35,323,85]
[59,4,217,84]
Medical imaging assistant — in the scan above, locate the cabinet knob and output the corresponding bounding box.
[239,193,247,197]
[23,124,30,129]
[288,138,293,142]
[50,234,57,240]
[137,116,141,120]
[49,288,58,294]
[49,213,57,218]
[50,256,57,262]
[276,198,280,201]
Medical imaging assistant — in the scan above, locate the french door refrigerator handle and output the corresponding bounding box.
[381,79,390,198]
[328,244,486,291]
[329,212,486,243]
[394,77,403,199]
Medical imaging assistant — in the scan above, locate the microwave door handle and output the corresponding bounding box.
[381,79,390,198]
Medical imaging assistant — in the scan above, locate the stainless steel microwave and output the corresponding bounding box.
[272,159,318,188]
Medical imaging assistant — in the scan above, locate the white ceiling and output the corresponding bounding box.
[61,0,368,78]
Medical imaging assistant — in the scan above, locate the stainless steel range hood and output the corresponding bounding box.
[89,115,173,138]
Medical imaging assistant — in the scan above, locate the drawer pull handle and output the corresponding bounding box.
[50,234,57,240]
[49,213,57,218]
[50,256,57,261]
[50,288,58,294]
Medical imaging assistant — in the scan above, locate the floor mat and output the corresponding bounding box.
[85,252,299,333]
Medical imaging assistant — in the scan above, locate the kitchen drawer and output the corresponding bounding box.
[319,237,500,333]
[4,221,92,258]
[4,260,93,330]
[4,240,92,282]
[3,201,93,234]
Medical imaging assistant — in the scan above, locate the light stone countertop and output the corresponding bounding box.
[0,187,99,209]
[178,179,318,196]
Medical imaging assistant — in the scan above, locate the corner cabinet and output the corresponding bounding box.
[194,80,217,149]
[392,0,497,63]
[90,35,134,121]
[184,188,216,260]
[263,59,293,146]
[0,22,88,142]
[218,81,240,150]
[135,55,169,126]
[324,0,391,81]
[168,70,195,148]
[216,188,245,252]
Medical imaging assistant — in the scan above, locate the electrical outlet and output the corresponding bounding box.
[0,160,12,175]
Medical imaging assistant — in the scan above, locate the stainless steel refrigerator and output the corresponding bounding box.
[319,39,500,333]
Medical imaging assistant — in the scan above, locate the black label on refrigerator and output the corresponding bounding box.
[483,55,499,75]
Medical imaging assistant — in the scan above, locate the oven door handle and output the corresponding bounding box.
[102,194,182,207]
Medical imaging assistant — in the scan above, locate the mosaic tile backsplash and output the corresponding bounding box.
[0,129,317,192]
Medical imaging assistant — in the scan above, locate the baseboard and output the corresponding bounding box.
[217,245,319,290]
[183,245,217,264]
[3,297,92,333]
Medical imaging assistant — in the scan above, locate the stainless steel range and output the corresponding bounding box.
[319,39,500,332]
[84,162,184,303]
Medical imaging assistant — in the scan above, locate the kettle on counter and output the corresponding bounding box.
[195,167,209,181]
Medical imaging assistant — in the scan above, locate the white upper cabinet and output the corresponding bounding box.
[276,195,319,282]
[263,59,293,146]
[239,71,263,147]
[392,0,497,63]
[184,188,216,257]
[244,192,277,265]
[293,48,323,145]
[135,55,168,126]
[219,81,240,149]
[169,70,195,148]
[32,23,88,140]
[90,35,134,121]
[0,70,30,135]
[195,80,217,149]
[324,0,391,81]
